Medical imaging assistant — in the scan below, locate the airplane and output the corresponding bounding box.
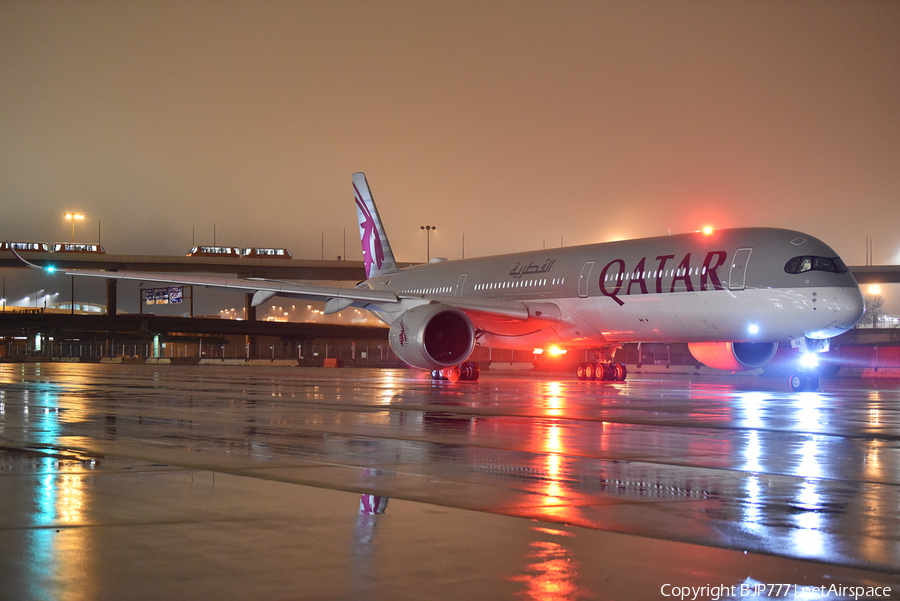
[16,172,865,391]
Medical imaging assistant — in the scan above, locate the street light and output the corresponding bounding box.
[64,213,83,314]
[64,213,84,242]
[866,284,885,328]
[420,225,436,262]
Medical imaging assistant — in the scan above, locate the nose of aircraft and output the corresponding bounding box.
[828,283,866,335]
[847,283,866,325]
[803,283,865,340]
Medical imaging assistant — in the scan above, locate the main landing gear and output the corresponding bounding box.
[430,361,481,382]
[575,362,627,382]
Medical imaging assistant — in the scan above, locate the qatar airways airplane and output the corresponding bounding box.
[24,173,865,391]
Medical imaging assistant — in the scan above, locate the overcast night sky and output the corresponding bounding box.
[2,1,899,312]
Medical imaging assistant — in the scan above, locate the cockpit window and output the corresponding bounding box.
[784,256,848,274]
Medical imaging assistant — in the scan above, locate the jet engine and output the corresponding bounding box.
[388,303,476,371]
[687,341,778,371]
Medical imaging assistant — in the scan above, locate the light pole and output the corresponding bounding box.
[64,213,83,314]
[420,225,436,262]
[65,213,84,242]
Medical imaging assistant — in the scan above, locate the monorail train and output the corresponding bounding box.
[2,241,105,254]
[187,246,292,258]
[187,246,242,257]
[52,243,106,254]
[241,247,292,259]
[1,241,51,252]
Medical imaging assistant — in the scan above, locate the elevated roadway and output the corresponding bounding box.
[844,265,900,284]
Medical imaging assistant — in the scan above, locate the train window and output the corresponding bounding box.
[784,256,848,274]
[52,243,106,253]
[188,246,242,256]
[241,247,292,259]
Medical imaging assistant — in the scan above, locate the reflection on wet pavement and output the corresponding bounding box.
[1,363,898,598]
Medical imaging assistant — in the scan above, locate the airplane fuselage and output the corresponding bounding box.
[363,227,863,352]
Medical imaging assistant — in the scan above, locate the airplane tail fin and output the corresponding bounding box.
[353,172,399,278]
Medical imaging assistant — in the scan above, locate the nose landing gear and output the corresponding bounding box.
[789,371,820,392]
[788,337,828,392]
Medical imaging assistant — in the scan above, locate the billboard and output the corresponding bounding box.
[144,287,183,305]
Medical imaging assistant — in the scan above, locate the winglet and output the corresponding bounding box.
[8,243,54,272]
[353,172,399,278]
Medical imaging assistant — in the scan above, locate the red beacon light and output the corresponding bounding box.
[534,346,568,356]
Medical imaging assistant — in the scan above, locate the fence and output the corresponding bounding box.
[0,339,404,366]
[1,338,703,367]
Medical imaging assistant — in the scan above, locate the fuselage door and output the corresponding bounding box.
[729,248,752,290]
[578,261,595,298]
[455,273,468,297]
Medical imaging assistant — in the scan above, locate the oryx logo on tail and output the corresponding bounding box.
[352,172,399,278]
[355,184,384,277]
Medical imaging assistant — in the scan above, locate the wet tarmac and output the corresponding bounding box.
[1,363,898,600]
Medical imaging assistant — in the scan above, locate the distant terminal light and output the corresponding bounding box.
[52,243,105,254]
[242,247,292,259]
[702,226,714,235]
[1,241,51,252]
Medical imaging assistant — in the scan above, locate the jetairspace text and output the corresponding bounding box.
[660,582,891,600]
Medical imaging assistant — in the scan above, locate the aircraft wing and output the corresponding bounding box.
[44,267,401,305]
[14,244,559,330]
[29,261,561,333]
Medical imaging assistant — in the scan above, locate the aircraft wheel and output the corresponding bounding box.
[789,374,809,392]
[575,363,587,381]
[584,362,597,381]
[461,361,480,381]
[790,372,820,392]
[599,363,613,381]
[614,363,627,382]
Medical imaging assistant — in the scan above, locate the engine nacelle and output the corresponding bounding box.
[388,304,475,371]
[687,341,778,371]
